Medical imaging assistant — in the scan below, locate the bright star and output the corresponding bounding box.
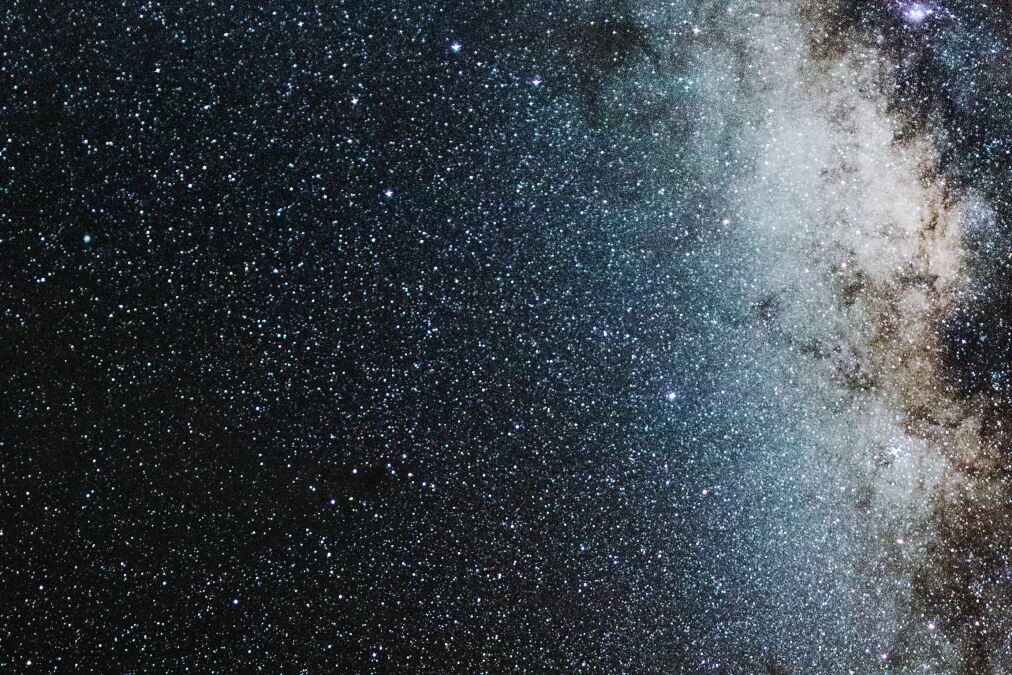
[904,3,932,22]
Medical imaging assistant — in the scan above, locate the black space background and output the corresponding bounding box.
[2,2,718,672]
[9,0,1012,672]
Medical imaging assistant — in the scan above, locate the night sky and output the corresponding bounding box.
[8,1,1012,673]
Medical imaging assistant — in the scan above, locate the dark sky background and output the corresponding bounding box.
[7,1,1012,673]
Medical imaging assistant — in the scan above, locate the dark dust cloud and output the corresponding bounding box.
[5,0,1012,672]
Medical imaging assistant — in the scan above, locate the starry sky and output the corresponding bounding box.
[8,0,1012,672]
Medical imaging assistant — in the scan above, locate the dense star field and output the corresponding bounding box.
[8,0,1012,672]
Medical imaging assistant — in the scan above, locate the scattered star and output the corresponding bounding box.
[8,1,1012,672]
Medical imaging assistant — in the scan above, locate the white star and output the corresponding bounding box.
[904,4,932,23]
